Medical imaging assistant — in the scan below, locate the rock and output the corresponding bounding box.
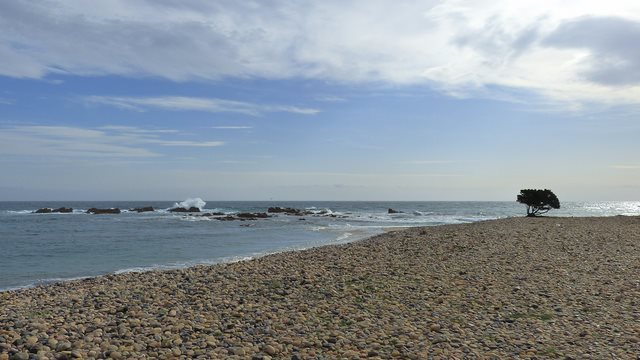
[388,208,402,214]
[202,212,224,216]
[231,347,245,356]
[267,207,305,216]
[168,207,200,213]
[56,341,72,351]
[34,208,53,213]
[86,208,121,214]
[25,336,38,346]
[53,207,73,213]
[10,353,29,360]
[236,212,269,219]
[108,351,122,359]
[130,206,154,213]
[263,344,277,355]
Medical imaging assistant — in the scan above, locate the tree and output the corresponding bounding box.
[517,189,560,217]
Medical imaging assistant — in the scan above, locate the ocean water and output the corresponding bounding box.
[1,199,639,291]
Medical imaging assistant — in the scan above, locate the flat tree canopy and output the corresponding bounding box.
[517,189,560,217]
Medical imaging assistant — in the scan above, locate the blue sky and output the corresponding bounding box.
[1,1,640,201]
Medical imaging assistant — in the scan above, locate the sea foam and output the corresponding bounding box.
[172,197,206,210]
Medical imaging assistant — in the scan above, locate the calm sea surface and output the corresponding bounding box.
[1,200,639,291]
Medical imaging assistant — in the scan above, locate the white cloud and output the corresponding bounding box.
[611,164,640,169]
[85,96,319,115]
[0,125,224,159]
[0,98,14,105]
[2,1,640,106]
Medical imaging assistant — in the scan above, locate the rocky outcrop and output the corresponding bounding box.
[236,212,269,219]
[201,212,270,221]
[267,207,309,216]
[388,208,402,214]
[130,206,154,213]
[34,207,73,214]
[87,208,121,214]
[168,207,201,213]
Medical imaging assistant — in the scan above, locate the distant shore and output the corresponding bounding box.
[1,216,639,359]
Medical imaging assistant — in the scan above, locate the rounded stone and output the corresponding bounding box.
[264,344,278,355]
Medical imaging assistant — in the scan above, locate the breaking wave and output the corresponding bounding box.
[172,197,206,210]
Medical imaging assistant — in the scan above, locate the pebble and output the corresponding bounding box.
[1,216,639,359]
[263,344,277,355]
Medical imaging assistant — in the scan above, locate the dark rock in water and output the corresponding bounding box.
[211,212,269,221]
[201,212,225,216]
[87,208,121,214]
[388,208,402,214]
[169,206,201,213]
[267,207,307,216]
[216,215,237,221]
[237,212,269,219]
[130,206,154,213]
[34,207,73,213]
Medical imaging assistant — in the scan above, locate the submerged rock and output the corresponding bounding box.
[87,208,121,214]
[169,207,201,213]
[130,206,154,213]
[201,212,225,216]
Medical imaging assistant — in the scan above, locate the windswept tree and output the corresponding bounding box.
[517,189,560,217]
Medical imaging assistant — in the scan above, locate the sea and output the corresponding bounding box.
[1,199,639,292]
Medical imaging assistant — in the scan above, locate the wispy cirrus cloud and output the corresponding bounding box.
[0,125,224,159]
[85,96,319,116]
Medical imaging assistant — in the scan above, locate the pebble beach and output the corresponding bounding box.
[1,216,639,359]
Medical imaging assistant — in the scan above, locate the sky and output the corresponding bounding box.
[1,0,640,201]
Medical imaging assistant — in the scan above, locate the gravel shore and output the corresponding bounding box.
[1,216,640,359]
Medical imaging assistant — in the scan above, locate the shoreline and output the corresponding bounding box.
[2,216,640,358]
[0,225,380,294]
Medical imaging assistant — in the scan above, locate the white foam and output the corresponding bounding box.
[7,210,32,214]
[172,197,206,210]
[335,232,353,242]
[0,275,92,292]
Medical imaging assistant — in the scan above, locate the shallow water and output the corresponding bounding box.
[1,200,638,291]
